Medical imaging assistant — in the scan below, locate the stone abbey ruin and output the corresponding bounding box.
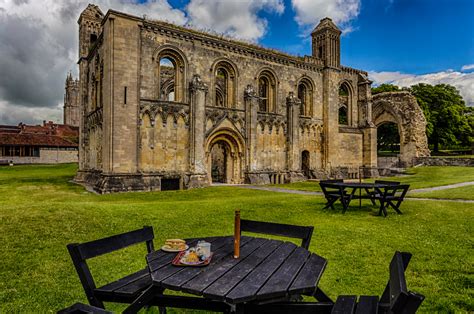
[74,4,429,193]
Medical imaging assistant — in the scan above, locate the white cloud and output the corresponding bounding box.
[291,0,361,34]
[369,70,474,107]
[185,0,284,42]
[0,0,186,125]
[0,100,62,125]
[0,0,287,124]
[461,64,474,71]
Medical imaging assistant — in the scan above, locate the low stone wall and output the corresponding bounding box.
[415,157,474,167]
[2,149,78,164]
[378,156,400,168]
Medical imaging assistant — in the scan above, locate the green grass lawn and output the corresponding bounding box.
[410,184,474,200]
[0,164,473,313]
[268,166,474,192]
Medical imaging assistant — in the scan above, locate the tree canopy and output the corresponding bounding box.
[371,83,400,94]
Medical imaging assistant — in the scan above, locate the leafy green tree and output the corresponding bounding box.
[371,83,400,94]
[377,122,400,154]
[410,83,472,152]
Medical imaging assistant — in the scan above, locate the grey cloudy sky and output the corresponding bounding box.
[0,0,472,126]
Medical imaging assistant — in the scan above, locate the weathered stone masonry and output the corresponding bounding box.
[73,4,427,193]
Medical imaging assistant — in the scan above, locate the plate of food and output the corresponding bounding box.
[172,248,213,267]
[161,239,188,252]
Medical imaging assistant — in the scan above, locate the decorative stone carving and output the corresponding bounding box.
[140,101,190,126]
[190,74,208,92]
[244,84,257,100]
[286,91,301,106]
[86,107,103,129]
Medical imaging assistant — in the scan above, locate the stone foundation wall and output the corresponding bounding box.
[3,149,78,164]
[378,156,400,168]
[415,157,474,167]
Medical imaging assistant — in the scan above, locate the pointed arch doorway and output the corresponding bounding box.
[206,128,245,184]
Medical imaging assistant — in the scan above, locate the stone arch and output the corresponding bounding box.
[205,128,245,184]
[211,58,238,108]
[372,91,430,166]
[153,45,188,102]
[297,76,314,116]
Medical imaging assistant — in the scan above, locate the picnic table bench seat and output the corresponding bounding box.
[319,182,353,213]
[372,184,410,216]
[67,226,161,310]
[57,302,113,314]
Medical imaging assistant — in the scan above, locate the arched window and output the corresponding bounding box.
[338,83,351,125]
[297,78,313,116]
[159,57,175,101]
[338,105,348,125]
[156,49,185,102]
[215,68,227,107]
[258,70,276,112]
[214,61,236,108]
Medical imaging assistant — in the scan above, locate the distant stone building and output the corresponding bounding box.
[0,121,79,164]
[64,73,80,127]
[74,4,428,193]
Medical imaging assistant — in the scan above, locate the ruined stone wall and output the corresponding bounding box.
[256,124,286,171]
[299,124,323,169]
[415,157,474,167]
[76,8,376,192]
[139,113,189,172]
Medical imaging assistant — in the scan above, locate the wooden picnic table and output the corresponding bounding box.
[124,236,328,313]
[330,182,387,209]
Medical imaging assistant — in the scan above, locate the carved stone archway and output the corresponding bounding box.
[205,128,245,184]
[372,91,430,166]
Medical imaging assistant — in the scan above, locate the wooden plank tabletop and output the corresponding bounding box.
[146,236,327,305]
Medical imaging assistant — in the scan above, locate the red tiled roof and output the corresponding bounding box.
[0,125,20,133]
[0,133,78,148]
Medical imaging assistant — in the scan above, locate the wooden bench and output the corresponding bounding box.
[240,219,314,250]
[373,184,410,216]
[67,226,158,310]
[331,251,424,313]
[319,182,353,213]
[57,302,112,313]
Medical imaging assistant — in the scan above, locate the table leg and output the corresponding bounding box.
[123,285,161,314]
[313,287,334,303]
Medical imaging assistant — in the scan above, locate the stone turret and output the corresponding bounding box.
[311,18,341,68]
[78,4,104,59]
[64,72,80,127]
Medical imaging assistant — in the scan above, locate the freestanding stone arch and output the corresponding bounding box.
[372,91,430,167]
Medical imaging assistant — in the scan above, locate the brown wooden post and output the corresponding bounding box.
[233,210,240,258]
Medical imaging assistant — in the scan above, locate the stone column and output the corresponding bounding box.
[357,76,378,171]
[244,84,259,172]
[286,92,304,182]
[188,74,209,188]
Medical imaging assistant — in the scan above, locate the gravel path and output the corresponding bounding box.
[409,181,474,193]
